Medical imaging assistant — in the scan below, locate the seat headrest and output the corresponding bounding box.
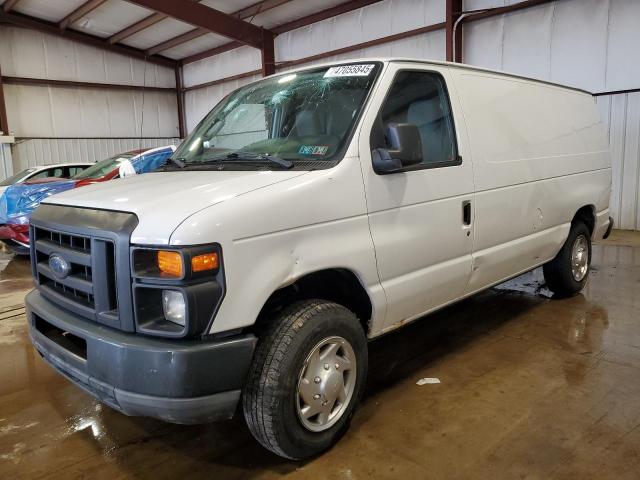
[293,110,322,137]
[407,99,443,126]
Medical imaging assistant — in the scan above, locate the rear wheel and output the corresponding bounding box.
[543,221,592,296]
[242,300,367,460]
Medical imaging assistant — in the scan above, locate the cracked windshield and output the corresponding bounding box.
[170,63,380,169]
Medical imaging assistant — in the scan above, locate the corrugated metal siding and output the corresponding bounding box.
[9,137,180,173]
[4,84,179,138]
[463,0,640,94]
[0,143,13,180]
[464,0,640,230]
[276,0,445,63]
[0,25,179,139]
[597,93,640,230]
[183,0,445,88]
[0,25,174,87]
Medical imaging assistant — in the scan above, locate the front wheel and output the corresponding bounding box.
[243,300,368,460]
[543,221,592,296]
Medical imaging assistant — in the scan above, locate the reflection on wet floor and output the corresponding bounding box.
[0,247,33,307]
[0,235,639,479]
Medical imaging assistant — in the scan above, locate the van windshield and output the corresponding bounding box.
[170,63,380,170]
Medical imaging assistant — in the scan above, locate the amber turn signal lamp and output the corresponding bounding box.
[157,250,183,277]
[191,252,219,272]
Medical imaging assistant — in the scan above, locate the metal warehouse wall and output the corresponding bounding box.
[0,25,179,171]
[10,138,180,171]
[464,0,640,229]
[180,0,640,230]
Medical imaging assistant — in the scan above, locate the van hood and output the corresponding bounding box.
[44,170,309,244]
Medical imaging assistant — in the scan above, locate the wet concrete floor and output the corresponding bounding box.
[0,232,639,479]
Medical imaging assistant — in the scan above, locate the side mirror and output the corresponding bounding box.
[118,160,137,178]
[372,123,422,174]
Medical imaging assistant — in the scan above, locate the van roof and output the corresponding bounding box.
[281,57,593,96]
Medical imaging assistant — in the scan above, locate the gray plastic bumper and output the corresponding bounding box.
[26,289,257,424]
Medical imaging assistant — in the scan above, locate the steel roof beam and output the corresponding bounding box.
[145,0,293,56]
[124,0,266,49]
[58,0,107,30]
[108,12,166,44]
[181,0,382,65]
[108,0,203,45]
[0,10,177,67]
[147,27,209,56]
[271,0,382,35]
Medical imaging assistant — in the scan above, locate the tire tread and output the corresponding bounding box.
[243,300,349,459]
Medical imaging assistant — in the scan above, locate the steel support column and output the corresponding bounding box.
[445,0,463,62]
[0,67,9,135]
[175,66,186,138]
[261,30,276,77]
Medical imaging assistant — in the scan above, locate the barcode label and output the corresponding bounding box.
[324,64,375,78]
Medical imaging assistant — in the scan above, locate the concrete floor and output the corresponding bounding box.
[1,231,639,479]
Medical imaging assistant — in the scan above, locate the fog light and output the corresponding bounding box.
[162,290,186,326]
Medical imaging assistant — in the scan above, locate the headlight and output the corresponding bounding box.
[162,290,186,326]
[133,247,220,280]
[131,243,224,338]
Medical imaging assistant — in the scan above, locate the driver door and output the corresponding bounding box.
[359,63,475,333]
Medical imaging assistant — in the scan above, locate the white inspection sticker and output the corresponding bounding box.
[324,64,375,78]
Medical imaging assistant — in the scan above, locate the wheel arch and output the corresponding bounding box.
[254,268,373,335]
[572,204,596,235]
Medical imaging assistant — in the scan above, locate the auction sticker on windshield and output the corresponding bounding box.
[324,64,375,77]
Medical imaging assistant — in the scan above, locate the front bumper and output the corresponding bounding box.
[26,289,257,424]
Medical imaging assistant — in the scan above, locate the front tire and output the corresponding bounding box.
[243,300,368,460]
[543,221,592,296]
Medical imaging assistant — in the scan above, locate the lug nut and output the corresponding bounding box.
[314,377,321,384]
[313,394,320,400]
[324,363,330,370]
[335,363,340,370]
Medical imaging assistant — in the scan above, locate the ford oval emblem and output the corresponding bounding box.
[49,253,71,279]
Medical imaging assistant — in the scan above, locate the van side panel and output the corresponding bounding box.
[451,70,612,293]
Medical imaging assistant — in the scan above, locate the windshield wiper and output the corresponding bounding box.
[173,152,294,170]
[225,152,294,169]
[167,157,186,168]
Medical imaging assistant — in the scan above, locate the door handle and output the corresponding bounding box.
[462,201,471,226]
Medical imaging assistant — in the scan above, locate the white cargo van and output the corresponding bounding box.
[26,59,613,459]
